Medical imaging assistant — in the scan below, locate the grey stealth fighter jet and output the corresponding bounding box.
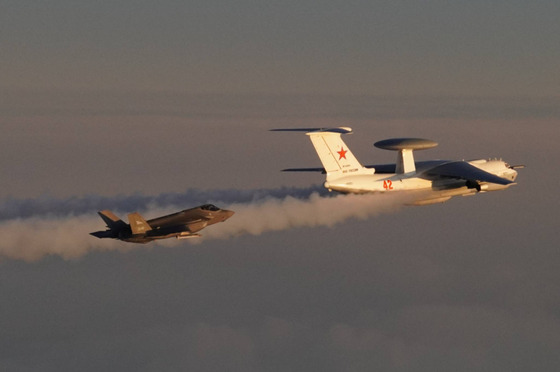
[90,204,234,243]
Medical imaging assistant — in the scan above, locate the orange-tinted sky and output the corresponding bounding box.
[2,3,560,371]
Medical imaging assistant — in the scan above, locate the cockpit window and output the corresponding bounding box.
[200,204,220,211]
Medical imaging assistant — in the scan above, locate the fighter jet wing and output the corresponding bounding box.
[186,219,208,233]
[425,161,513,185]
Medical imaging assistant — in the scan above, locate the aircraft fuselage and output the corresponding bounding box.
[324,159,518,204]
[91,204,234,243]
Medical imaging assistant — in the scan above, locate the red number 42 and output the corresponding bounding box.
[383,180,393,190]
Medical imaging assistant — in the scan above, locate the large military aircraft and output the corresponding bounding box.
[273,127,523,205]
[90,204,234,243]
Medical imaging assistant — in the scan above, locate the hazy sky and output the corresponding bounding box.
[1,1,560,371]
[2,0,559,95]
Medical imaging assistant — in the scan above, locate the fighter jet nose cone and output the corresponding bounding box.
[223,210,235,219]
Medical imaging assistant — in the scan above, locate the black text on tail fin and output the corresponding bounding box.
[305,127,367,178]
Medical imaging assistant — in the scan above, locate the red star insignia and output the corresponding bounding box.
[337,147,347,160]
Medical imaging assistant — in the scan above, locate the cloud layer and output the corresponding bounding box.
[0,187,411,261]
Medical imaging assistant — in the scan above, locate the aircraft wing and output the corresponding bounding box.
[282,161,448,174]
[425,161,513,185]
[186,219,208,233]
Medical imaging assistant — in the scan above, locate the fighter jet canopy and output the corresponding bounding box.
[200,204,220,211]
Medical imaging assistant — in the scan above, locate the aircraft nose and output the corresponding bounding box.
[222,209,235,220]
[506,168,518,182]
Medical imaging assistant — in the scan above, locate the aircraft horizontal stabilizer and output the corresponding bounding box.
[98,210,127,230]
[281,162,451,175]
[271,128,326,132]
[271,127,353,134]
[282,167,326,173]
[426,161,513,185]
[90,230,116,239]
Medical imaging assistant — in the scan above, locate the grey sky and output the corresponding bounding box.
[2,1,559,95]
[1,1,560,371]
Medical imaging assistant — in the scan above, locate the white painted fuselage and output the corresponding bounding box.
[274,127,521,206]
[326,159,517,193]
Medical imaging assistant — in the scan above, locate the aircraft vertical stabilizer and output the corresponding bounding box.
[305,127,367,179]
[128,212,153,234]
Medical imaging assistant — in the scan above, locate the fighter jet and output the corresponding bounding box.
[90,204,234,243]
[273,127,523,205]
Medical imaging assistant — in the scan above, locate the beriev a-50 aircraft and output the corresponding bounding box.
[273,127,522,205]
[90,204,234,243]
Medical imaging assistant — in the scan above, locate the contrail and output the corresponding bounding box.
[0,186,327,221]
[204,192,410,239]
[0,187,410,262]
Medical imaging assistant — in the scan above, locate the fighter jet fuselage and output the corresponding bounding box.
[91,204,234,243]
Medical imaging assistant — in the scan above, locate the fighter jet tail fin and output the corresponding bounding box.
[128,212,153,235]
[98,210,127,230]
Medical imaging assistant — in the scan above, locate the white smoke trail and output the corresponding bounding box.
[205,192,409,239]
[0,215,127,261]
[0,191,412,262]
